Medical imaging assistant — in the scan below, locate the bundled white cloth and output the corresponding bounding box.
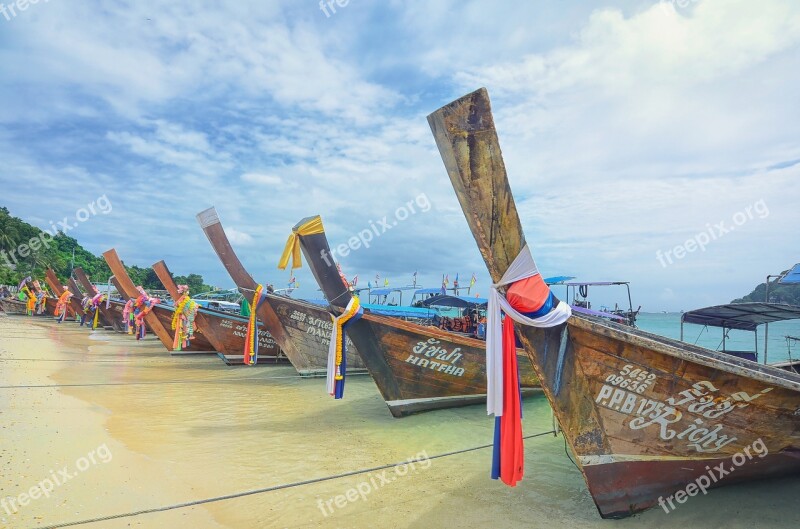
[486,244,572,416]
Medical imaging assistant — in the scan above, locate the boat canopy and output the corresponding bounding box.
[682,302,800,331]
[418,294,488,308]
[544,276,576,285]
[780,263,800,284]
[415,287,444,295]
[571,305,628,322]
[565,281,630,287]
[369,287,419,296]
[305,299,439,319]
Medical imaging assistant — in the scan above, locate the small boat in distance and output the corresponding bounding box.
[681,302,800,373]
[429,87,800,518]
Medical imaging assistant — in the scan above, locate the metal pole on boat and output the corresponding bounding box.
[764,274,781,364]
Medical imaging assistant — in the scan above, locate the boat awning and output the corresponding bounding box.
[418,294,488,308]
[361,303,439,318]
[304,299,439,319]
[571,305,628,322]
[415,288,443,295]
[780,263,800,284]
[682,302,800,331]
[369,288,396,296]
[545,276,576,285]
[565,281,629,286]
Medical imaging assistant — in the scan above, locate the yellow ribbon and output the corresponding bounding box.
[332,296,361,380]
[244,285,263,365]
[277,216,325,270]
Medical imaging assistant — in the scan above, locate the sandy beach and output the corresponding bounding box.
[1,313,798,529]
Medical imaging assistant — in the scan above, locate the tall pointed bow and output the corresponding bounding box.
[195,207,345,373]
[429,88,800,518]
[427,87,526,281]
[196,207,256,291]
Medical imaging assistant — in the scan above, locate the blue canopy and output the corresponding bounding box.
[369,288,395,296]
[361,303,439,318]
[418,294,487,309]
[303,299,437,319]
[780,263,800,284]
[545,276,576,285]
[415,288,443,295]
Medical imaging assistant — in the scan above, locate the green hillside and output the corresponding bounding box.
[0,206,213,295]
[732,269,800,305]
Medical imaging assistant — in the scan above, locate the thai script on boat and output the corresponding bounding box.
[595,366,774,453]
[658,438,769,514]
[405,338,465,377]
[220,319,277,347]
[289,309,353,348]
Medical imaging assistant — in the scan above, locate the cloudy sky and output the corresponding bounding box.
[1,0,798,311]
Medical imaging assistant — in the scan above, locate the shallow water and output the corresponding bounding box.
[1,313,798,528]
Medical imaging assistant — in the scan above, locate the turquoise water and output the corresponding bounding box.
[637,312,800,364]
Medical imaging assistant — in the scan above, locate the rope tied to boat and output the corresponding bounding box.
[486,243,571,486]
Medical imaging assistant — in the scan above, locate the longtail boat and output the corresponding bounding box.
[0,296,28,315]
[44,269,82,320]
[196,207,365,376]
[67,277,97,327]
[428,88,800,517]
[42,270,64,316]
[102,249,215,352]
[152,260,285,363]
[102,276,136,333]
[286,215,540,417]
[73,267,117,330]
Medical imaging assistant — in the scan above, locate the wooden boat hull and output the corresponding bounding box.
[196,207,365,375]
[528,316,800,517]
[0,298,29,315]
[151,260,286,363]
[72,267,117,329]
[291,218,540,417]
[428,87,800,517]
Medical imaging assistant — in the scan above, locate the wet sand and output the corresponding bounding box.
[1,313,798,528]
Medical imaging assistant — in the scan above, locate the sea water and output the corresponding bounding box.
[638,312,800,364]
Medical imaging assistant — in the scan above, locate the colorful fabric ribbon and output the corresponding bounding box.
[277,216,325,270]
[243,285,266,365]
[326,296,363,399]
[486,244,571,487]
[171,291,198,351]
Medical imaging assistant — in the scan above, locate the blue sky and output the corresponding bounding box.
[1,0,798,311]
